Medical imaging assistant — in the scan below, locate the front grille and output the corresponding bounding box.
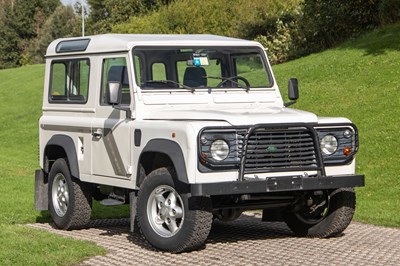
[240,127,319,173]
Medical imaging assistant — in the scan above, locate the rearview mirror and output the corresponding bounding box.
[106,82,122,105]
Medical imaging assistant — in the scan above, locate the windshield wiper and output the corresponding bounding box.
[146,80,195,92]
[205,76,250,92]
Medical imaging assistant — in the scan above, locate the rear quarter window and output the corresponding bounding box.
[49,59,90,103]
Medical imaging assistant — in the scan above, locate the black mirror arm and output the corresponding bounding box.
[284,101,297,107]
[113,105,132,119]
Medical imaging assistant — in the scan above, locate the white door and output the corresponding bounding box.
[91,109,132,178]
[91,56,133,179]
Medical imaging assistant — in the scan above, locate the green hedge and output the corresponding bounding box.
[112,0,301,37]
[113,0,399,64]
[249,0,400,63]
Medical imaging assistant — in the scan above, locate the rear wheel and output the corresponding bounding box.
[284,188,355,237]
[214,208,243,222]
[48,158,92,230]
[137,167,212,253]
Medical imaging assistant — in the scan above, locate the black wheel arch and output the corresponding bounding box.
[44,134,80,179]
[137,139,189,189]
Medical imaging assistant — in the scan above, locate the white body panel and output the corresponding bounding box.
[39,34,359,191]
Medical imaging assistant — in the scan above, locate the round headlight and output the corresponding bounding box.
[320,135,338,155]
[210,140,229,161]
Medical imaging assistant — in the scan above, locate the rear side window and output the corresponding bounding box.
[152,62,166,80]
[49,59,90,103]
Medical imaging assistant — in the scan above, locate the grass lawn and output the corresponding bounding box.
[0,65,112,265]
[0,22,399,264]
[0,224,106,266]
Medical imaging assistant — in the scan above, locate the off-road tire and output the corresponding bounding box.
[284,188,355,238]
[48,158,92,230]
[137,167,213,253]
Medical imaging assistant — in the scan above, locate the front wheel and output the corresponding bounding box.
[137,167,212,253]
[283,188,356,238]
[48,158,92,230]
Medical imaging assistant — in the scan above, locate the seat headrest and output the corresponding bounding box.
[108,66,129,86]
[183,67,207,87]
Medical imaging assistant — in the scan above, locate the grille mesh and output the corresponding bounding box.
[241,128,318,172]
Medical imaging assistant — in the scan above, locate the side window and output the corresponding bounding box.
[152,62,166,80]
[49,59,89,103]
[101,57,131,105]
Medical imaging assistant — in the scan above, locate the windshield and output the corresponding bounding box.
[133,46,273,91]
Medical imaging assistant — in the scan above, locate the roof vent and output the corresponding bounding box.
[56,39,90,53]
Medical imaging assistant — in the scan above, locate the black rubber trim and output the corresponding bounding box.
[34,169,48,211]
[140,139,188,183]
[134,129,142,147]
[191,174,365,196]
[315,123,359,166]
[44,134,80,178]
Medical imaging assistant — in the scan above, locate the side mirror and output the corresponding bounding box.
[106,81,122,105]
[285,78,299,107]
[288,78,299,100]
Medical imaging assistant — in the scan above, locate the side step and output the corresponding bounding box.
[99,192,126,206]
[98,191,138,233]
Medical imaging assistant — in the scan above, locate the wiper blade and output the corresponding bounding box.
[205,76,250,92]
[146,80,195,92]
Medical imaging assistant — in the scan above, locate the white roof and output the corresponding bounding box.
[46,34,261,57]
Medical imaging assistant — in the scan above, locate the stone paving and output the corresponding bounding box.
[28,212,400,265]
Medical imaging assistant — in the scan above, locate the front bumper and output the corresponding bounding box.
[191,174,365,196]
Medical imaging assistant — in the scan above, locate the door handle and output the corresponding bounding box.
[92,128,103,139]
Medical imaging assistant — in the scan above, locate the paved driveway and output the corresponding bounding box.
[28,212,400,265]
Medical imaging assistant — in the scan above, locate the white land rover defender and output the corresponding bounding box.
[35,34,364,253]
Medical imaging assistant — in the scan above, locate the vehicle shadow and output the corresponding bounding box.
[85,212,295,252]
[207,214,293,245]
[41,211,350,253]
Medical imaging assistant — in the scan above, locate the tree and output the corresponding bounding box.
[29,5,78,63]
[86,0,173,34]
[299,0,381,52]
[0,17,20,68]
[0,2,21,68]
[0,0,60,67]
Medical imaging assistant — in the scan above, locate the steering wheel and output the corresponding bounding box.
[217,76,250,88]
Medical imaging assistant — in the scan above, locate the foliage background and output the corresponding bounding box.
[1,0,399,68]
[0,1,399,262]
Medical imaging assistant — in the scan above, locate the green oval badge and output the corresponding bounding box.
[266,146,278,153]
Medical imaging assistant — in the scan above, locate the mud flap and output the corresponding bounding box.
[130,191,138,233]
[35,169,48,211]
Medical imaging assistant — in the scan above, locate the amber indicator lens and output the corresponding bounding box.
[343,146,352,156]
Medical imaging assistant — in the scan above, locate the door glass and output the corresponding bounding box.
[101,57,130,105]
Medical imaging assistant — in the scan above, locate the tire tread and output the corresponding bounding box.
[284,188,355,238]
[49,158,92,230]
[137,167,212,253]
